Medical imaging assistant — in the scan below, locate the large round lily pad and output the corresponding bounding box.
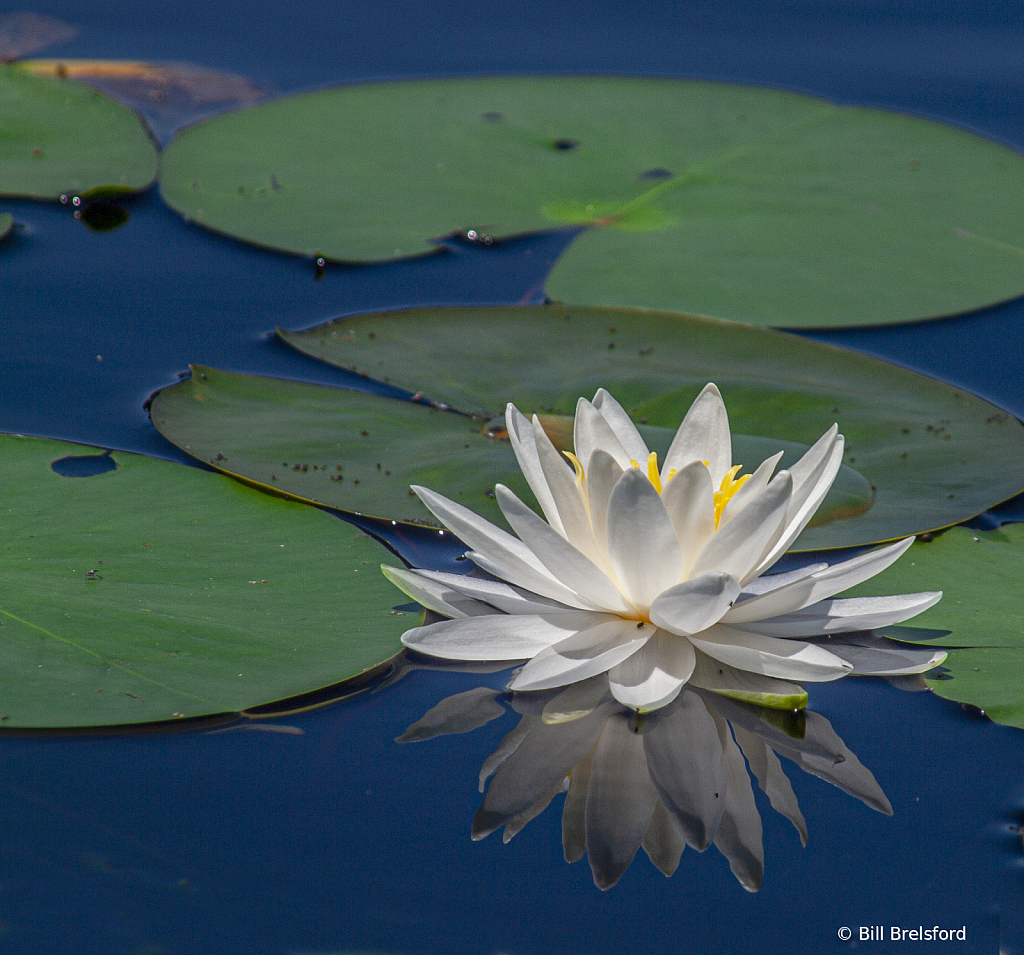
[152,304,1024,549]
[149,364,872,545]
[0,63,157,199]
[856,525,1024,729]
[159,76,1024,328]
[0,434,407,728]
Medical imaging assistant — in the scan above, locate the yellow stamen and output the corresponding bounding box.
[712,464,750,529]
[647,452,662,493]
[563,451,585,486]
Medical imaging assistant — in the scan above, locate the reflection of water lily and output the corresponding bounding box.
[384,385,942,712]
[399,677,893,890]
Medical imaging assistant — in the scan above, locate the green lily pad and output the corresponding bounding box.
[854,525,1024,729]
[0,211,12,242]
[0,63,157,199]
[149,363,872,544]
[0,434,407,728]
[158,76,1024,328]
[153,304,1024,549]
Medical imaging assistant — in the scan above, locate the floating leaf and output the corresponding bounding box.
[158,77,1024,328]
[855,525,1024,729]
[0,63,157,199]
[149,363,871,544]
[152,304,1024,549]
[0,434,407,728]
[18,59,268,143]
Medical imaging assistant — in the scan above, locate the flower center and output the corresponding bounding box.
[713,464,749,529]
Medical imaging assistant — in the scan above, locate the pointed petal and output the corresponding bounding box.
[659,460,716,576]
[663,383,732,485]
[592,388,650,463]
[586,713,658,889]
[726,538,917,624]
[531,414,604,563]
[479,718,533,792]
[584,449,624,557]
[813,633,948,675]
[414,569,579,615]
[574,397,632,471]
[688,473,794,586]
[713,722,764,892]
[496,484,633,614]
[562,742,597,862]
[605,468,684,608]
[505,403,565,536]
[751,431,845,576]
[642,692,727,850]
[642,799,687,877]
[689,624,853,681]
[732,725,807,845]
[510,618,652,692]
[396,687,506,743]
[718,451,783,527]
[649,572,742,636]
[402,611,602,661]
[502,775,564,843]
[740,562,828,596]
[382,565,501,619]
[740,591,942,636]
[608,631,696,712]
[413,485,593,608]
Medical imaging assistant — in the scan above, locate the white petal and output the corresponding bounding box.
[751,430,845,576]
[396,687,506,742]
[531,414,605,564]
[413,485,593,609]
[718,451,783,527]
[605,468,684,609]
[740,562,828,596]
[382,564,502,618]
[607,632,696,711]
[688,651,808,710]
[739,591,942,636]
[814,634,948,675]
[505,403,566,537]
[688,472,794,585]
[659,460,716,576]
[562,742,595,862]
[510,618,653,692]
[663,383,732,485]
[724,538,915,624]
[401,611,602,661]
[585,449,624,558]
[542,675,613,724]
[414,569,580,615]
[496,485,634,614]
[574,397,632,470]
[689,624,853,681]
[649,572,742,636]
[592,388,650,463]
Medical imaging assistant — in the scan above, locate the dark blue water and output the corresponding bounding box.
[2,1,1024,952]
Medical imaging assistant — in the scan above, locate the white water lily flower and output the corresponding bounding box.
[384,384,943,713]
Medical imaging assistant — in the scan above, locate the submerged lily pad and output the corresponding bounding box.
[152,304,1024,549]
[0,63,157,199]
[159,77,1024,328]
[855,525,1024,729]
[0,434,407,728]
